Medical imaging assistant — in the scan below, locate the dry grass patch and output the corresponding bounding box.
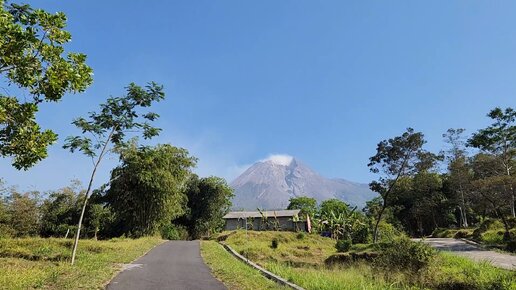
[0,237,163,289]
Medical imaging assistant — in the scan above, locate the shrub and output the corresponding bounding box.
[335,239,352,253]
[375,237,435,273]
[479,219,504,232]
[377,221,402,242]
[271,238,279,249]
[325,253,352,265]
[454,230,469,239]
[296,232,305,240]
[0,224,14,239]
[160,224,189,240]
[472,228,483,241]
[351,224,371,244]
[432,227,446,237]
[325,252,379,266]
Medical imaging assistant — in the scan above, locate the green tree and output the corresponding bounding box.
[104,143,196,238]
[86,203,112,240]
[182,175,234,239]
[6,190,40,237]
[442,128,472,228]
[40,181,83,237]
[471,152,515,239]
[409,172,447,236]
[319,198,349,217]
[0,1,92,169]
[64,82,164,264]
[0,193,13,238]
[287,196,317,219]
[468,107,515,217]
[368,128,427,243]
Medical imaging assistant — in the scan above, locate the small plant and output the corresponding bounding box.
[335,239,352,252]
[296,232,305,240]
[271,238,279,249]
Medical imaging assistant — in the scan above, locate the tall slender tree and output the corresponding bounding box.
[368,128,426,243]
[468,107,515,217]
[442,128,472,227]
[63,82,164,265]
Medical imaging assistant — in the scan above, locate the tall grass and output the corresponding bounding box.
[0,237,163,289]
[222,230,516,290]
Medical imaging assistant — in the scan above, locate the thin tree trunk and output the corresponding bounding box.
[70,127,115,265]
[70,161,99,264]
[512,195,515,218]
[459,184,469,227]
[502,141,515,218]
[373,203,386,243]
[458,206,463,228]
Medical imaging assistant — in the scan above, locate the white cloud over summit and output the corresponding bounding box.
[260,154,294,166]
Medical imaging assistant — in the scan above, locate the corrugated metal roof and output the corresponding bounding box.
[223,209,301,219]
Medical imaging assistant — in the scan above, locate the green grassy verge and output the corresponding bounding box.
[222,230,516,290]
[200,240,289,290]
[0,237,163,289]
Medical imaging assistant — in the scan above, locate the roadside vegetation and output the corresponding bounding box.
[200,240,289,290]
[0,237,162,289]
[220,230,516,290]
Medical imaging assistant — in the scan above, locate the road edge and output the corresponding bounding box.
[103,239,166,289]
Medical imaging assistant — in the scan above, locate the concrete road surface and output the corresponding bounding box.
[417,238,516,270]
[106,240,226,290]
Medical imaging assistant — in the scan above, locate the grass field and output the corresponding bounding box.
[0,237,163,289]
[220,230,516,290]
[200,240,289,290]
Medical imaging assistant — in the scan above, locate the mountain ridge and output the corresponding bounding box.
[230,156,377,210]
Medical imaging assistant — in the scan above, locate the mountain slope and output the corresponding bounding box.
[230,156,376,210]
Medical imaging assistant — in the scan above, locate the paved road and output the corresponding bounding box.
[106,240,227,290]
[417,238,516,270]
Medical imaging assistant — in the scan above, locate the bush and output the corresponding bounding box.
[271,237,279,249]
[377,221,402,242]
[479,219,504,232]
[325,253,352,265]
[335,239,352,253]
[0,224,14,239]
[351,224,371,244]
[454,230,469,239]
[325,252,379,266]
[160,224,189,240]
[375,237,435,273]
[296,232,305,240]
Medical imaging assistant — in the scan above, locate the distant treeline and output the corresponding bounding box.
[0,143,234,240]
[288,107,515,244]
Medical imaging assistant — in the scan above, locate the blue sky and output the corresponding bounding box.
[2,1,515,191]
